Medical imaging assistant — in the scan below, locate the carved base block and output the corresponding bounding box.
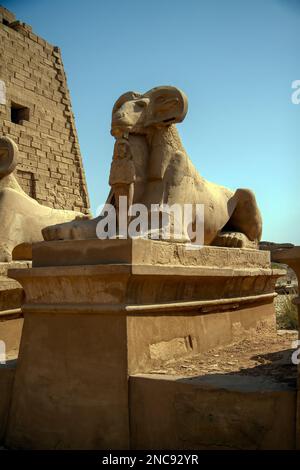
[0,261,30,358]
[5,239,284,449]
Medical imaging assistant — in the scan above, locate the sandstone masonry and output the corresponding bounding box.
[0,6,89,213]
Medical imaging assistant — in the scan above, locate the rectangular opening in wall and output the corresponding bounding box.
[16,170,36,199]
[11,102,30,125]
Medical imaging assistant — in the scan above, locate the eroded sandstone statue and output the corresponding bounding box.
[42,86,262,248]
[0,136,89,262]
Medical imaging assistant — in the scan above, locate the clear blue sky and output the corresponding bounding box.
[3,0,300,243]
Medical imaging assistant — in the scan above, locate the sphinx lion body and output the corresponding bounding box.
[42,86,262,248]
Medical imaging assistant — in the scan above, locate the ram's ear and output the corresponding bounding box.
[112,91,142,116]
[0,136,18,177]
[144,86,188,127]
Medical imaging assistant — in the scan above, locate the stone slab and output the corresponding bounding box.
[130,374,296,449]
[0,366,15,444]
[272,246,300,450]
[0,261,29,360]
[32,238,272,269]
[272,247,300,280]
[0,261,30,312]
[5,312,129,450]
[5,239,282,449]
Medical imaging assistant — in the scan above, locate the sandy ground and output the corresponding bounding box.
[148,326,298,388]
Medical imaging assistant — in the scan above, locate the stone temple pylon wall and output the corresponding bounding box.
[0,6,90,213]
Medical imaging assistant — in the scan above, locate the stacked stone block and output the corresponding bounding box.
[0,6,89,213]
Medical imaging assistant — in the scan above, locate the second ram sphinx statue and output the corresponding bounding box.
[0,136,88,262]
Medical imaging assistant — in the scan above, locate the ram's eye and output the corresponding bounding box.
[135,100,147,108]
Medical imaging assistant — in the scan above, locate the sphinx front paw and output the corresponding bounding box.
[212,231,258,249]
[42,219,98,241]
[42,221,74,241]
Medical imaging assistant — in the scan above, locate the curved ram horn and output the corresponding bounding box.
[144,86,188,127]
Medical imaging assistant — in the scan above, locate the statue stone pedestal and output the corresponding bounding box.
[5,239,283,449]
[0,261,31,359]
[272,247,300,450]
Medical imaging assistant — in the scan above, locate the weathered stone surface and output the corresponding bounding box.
[0,261,30,313]
[43,86,263,250]
[272,247,300,281]
[0,6,15,24]
[260,240,294,253]
[0,6,89,215]
[32,237,272,268]
[272,246,300,450]
[0,136,89,262]
[0,261,29,362]
[4,239,282,449]
[0,276,23,314]
[5,311,129,450]
[130,374,296,450]
[0,365,16,445]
